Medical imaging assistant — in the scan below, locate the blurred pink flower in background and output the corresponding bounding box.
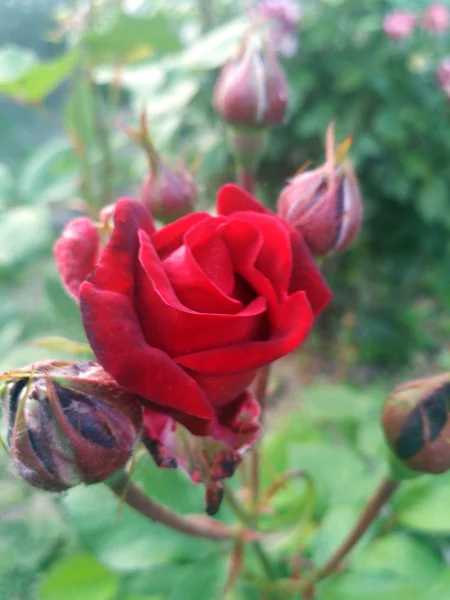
[437,58,450,98]
[383,10,416,40]
[422,3,450,34]
[254,0,301,57]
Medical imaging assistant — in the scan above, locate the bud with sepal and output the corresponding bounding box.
[277,123,363,256]
[213,32,289,128]
[1,361,143,492]
[382,373,450,474]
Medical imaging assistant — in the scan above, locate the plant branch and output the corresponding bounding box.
[302,477,399,593]
[108,473,238,541]
[222,481,276,581]
[237,168,256,195]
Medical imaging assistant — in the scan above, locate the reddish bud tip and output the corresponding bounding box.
[213,33,289,128]
[141,162,198,223]
[382,373,450,474]
[277,125,363,256]
[1,361,142,491]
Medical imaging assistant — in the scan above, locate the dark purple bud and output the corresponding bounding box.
[1,361,143,491]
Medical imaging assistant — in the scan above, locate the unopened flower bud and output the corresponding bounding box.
[213,33,288,128]
[1,361,142,491]
[277,123,363,256]
[141,161,198,224]
[382,373,450,474]
[437,58,450,99]
[383,11,416,41]
[422,3,449,35]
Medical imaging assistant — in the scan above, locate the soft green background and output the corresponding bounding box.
[1,0,450,599]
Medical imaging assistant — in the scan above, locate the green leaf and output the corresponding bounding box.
[61,457,221,572]
[168,554,227,600]
[175,17,248,70]
[0,206,52,270]
[396,477,450,533]
[39,553,119,600]
[18,137,77,205]
[0,162,14,207]
[0,45,78,103]
[312,505,364,564]
[288,442,376,511]
[354,532,443,583]
[84,12,180,62]
[317,572,427,600]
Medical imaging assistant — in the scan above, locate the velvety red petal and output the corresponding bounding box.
[175,291,313,375]
[219,219,280,323]
[137,230,268,356]
[84,197,155,296]
[54,217,100,300]
[80,198,212,432]
[287,226,332,316]
[163,217,241,314]
[151,212,210,260]
[217,184,271,216]
[182,369,257,408]
[187,217,234,296]
[81,284,213,431]
[227,212,292,297]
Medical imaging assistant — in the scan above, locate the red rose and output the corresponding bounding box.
[58,185,330,438]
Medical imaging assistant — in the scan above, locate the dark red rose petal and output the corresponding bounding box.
[219,219,280,322]
[151,212,210,260]
[80,198,213,433]
[163,217,241,314]
[217,184,270,216]
[226,212,292,298]
[175,291,313,375]
[181,368,257,408]
[287,226,332,316]
[54,217,100,301]
[137,230,268,357]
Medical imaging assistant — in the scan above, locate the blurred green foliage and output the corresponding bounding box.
[1,0,450,599]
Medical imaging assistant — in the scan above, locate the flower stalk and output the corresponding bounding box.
[301,477,399,593]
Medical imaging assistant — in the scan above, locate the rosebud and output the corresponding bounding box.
[382,373,450,474]
[422,3,449,35]
[437,58,450,99]
[1,361,142,491]
[277,123,363,256]
[141,161,198,224]
[213,33,288,128]
[254,0,301,58]
[383,11,416,41]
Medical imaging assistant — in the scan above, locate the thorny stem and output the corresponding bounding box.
[108,473,239,541]
[302,477,400,594]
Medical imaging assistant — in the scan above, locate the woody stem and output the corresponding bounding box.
[108,472,238,541]
[301,477,399,593]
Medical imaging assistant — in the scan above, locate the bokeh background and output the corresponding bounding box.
[2,1,450,599]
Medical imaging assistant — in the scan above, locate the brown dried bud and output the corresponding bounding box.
[213,33,289,128]
[277,123,363,256]
[382,373,450,474]
[1,361,142,491]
